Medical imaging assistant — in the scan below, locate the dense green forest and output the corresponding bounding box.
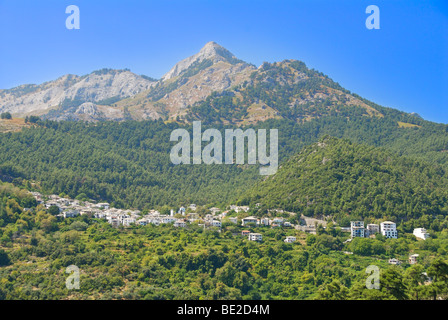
[0,185,448,300]
[0,111,447,211]
[0,120,260,209]
[242,136,448,227]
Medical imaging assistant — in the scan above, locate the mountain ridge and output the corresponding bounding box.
[161,41,247,81]
[0,42,435,126]
[0,42,257,121]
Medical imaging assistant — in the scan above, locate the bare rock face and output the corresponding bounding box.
[68,70,155,102]
[161,61,255,117]
[0,70,156,117]
[75,102,102,117]
[161,41,243,81]
[0,42,256,122]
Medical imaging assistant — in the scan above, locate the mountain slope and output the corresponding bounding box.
[0,69,156,120]
[113,42,256,121]
[0,120,261,208]
[185,59,390,125]
[240,136,448,223]
[0,41,418,125]
[161,41,246,81]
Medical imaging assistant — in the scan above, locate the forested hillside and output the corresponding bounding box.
[0,120,259,209]
[1,123,448,300]
[240,136,448,227]
[1,185,448,300]
[0,113,447,210]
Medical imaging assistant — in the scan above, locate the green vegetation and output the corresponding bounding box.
[90,68,130,76]
[0,114,447,212]
[0,186,447,300]
[147,78,189,102]
[1,129,448,299]
[0,120,260,209]
[140,74,158,82]
[179,59,214,78]
[242,136,448,226]
[1,84,39,97]
[96,95,122,106]
[0,112,12,120]
[189,91,249,123]
[24,116,40,124]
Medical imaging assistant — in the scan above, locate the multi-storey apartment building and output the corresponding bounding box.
[380,221,398,239]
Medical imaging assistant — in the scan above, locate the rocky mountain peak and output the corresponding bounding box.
[198,41,228,59]
[161,41,243,81]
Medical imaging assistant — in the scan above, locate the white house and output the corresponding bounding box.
[209,207,221,215]
[388,258,401,265]
[211,220,222,228]
[174,220,187,228]
[96,203,110,210]
[122,217,136,227]
[241,216,258,226]
[248,233,262,242]
[366,224,379,237]
[227,217,238,224]
[45,201,60,209]
[413,228,430,240]
[31,192,43,203]
[236,206,250,213]
[284,236,297,243]
[94,212,107,219]
[409,254,419,265]
[350,221,365,238]
[63,209,80,218]
[272,217,285,226]
[161,216,176,224]
[108,216,120,228]
[137,219,149,226]
[381,221,398,239]
[230,205,250,213]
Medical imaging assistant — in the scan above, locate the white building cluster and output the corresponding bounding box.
[284,236,297,243]
[31,193,253,229]
[229,205,250,213]
[241,216,293,228]
[350,220,397,239]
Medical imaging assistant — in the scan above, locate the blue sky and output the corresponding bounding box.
[0,0,447,123]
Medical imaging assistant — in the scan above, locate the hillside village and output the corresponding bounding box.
[30,192,430,250]
[31,192,302,242]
